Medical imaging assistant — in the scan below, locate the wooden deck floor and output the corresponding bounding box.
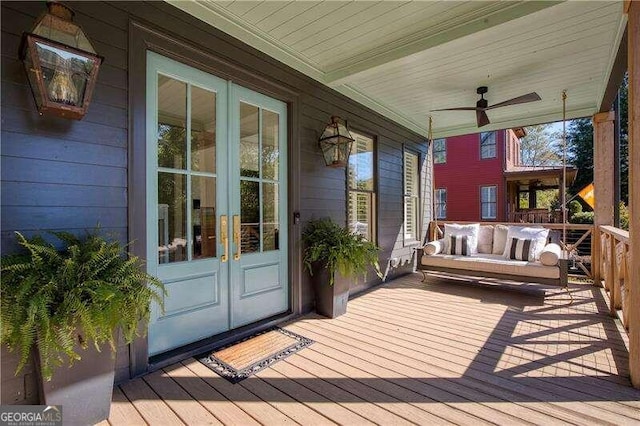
[106,274,640,425]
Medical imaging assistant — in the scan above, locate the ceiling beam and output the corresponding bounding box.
[599,24,628,113]
[324,1,563,87]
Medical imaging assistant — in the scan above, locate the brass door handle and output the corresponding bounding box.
[220,215,228,262]
[233,215,241,260]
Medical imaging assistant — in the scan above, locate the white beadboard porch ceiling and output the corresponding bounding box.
[167,1,626,138]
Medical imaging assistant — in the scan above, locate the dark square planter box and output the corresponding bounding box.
[37,336,115,426]
[311,266,351,318]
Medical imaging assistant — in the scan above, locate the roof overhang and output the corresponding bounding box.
[505,166,578,187]
[168,1,628,138]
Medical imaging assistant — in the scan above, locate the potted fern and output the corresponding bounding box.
[1,231,164,425]
[302,218,382,318]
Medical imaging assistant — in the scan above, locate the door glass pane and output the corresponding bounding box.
[240,102,260,178]
[192,176,216,260]
[240,180,260,253]
[263,183,279,251]
[158,172,187,263]
[157,75,186,169]
[191,86,216,173]
[262,110,279,180]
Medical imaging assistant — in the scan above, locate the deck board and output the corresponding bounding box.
[119,377,184,425]
[183,360,298,426]
[163,362,262,426]
[108,274,640,425]
[144,369,222,425]
[107,386,146,426]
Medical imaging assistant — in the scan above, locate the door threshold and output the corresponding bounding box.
[146,311,297,374]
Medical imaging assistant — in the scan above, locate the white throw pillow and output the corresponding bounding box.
[477,225,494,254]
[492,225,509,255]
[540,243,561,266]
[502,226,550,261]
[443,223,480,254]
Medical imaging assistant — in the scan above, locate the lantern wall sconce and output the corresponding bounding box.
[318,116,355,168]
[20,2,103,120]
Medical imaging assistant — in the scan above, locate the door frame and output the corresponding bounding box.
[128,21,301,377]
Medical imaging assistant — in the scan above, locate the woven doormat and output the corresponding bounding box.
[198,327,313,383]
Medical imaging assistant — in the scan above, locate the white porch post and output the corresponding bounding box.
[625,0,640,388]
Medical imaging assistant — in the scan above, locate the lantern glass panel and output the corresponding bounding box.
[34,40,94,108]
[321,139,353,168]
[23,44,45,111]
[33,14,96,53]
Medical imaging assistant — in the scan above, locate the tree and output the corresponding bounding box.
[565,118,594,196]
[520,124,562,166]
[619,74,629,204]
[565,74,628,204]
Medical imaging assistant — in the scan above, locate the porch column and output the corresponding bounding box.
[528,185,537,209]
[625,0,640,388]
[591,111,615,284]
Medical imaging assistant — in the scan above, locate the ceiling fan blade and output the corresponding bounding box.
[486,92,541,110]
[431,107,480,111]
[477,110,490,127]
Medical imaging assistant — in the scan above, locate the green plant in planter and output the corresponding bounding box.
[302,218,382,285]
[1,231,165,381]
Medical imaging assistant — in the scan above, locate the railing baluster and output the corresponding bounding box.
[609,234,617,316]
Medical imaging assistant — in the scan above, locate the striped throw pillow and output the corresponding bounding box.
[447,235,470,256]
[506,237,533,261]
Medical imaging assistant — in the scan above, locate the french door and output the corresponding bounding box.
[146,52,288,356]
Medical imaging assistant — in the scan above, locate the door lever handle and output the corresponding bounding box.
[233,215,241,260]
[220,215,228,262]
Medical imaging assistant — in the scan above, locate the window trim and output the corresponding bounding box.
[346,129,377,243]
[435,187,447,220]
[480,185,498,220]
[433,138,446,164]
[479,131,497,160]
[403,147,421,246]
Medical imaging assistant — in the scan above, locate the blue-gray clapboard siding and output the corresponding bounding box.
[1,1,130,403]
[0,0,430,404]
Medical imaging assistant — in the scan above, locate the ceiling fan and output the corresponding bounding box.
[432,86,541,128]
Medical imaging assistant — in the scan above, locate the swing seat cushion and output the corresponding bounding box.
[420,252,560,280]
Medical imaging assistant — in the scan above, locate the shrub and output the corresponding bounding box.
[570,211,594,224]
[619,201,629,231]
[568,200,583,218]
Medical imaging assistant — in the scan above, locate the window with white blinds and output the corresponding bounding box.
[404,150,420,243]
[347,132,376,241]
[435,188,447,219]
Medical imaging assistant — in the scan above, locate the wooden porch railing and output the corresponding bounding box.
[509,209,563,224]
[598,226,631,327]
[428,221,594,276]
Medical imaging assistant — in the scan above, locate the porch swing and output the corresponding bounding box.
[417,92,573,302]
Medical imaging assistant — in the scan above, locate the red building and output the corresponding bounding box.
[433,129,576,223]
